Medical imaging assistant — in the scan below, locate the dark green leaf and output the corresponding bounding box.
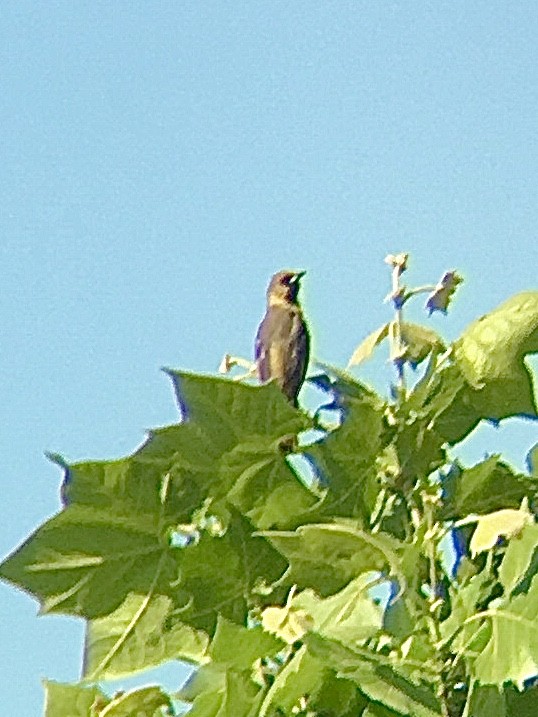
[441,456,535,520]
[307,633,443,717]
[0,505,172,619]
[467,684,506,717]
[305,385,388,522]
[260,522,403,596]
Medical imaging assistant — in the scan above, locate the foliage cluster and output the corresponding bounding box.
[1,264,538,717]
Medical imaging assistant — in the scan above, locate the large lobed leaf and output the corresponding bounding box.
[0,375,312,679]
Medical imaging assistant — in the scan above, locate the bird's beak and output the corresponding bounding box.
[294,271,306,281]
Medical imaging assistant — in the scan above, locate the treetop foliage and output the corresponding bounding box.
[1,258,537,717]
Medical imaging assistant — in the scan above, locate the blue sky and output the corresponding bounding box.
[0,2,537,712]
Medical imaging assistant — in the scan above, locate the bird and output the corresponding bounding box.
[255,270,310,406]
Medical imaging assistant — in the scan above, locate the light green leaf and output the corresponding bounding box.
[455,291,538,420]
[260,646,325,717]
[84,593,209,680]
[44,681,107,717]
[0,505,171,619]
[292,573,383,643]
[209,616,284,669]
[468,574,538,686]
[499,522,538,596]
[347,323,390,367]
[467,504,534,557]
[400,322,445,365]
[99,686,171,717]
[261,602,314,644]
[180,665,263,717]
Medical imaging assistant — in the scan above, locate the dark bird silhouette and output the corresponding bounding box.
[255,270,310,406]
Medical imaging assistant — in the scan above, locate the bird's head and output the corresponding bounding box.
[267,270,306,305]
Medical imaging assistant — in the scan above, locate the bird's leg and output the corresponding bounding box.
[218,353,257,381]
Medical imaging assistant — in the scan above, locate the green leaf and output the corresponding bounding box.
[0,505,172,619]
[439,568,493,647]
[313,674,368,716]
[260,521,403,596]
[442,456,535,520]
[98,686,172,717]
[348,323,390,367]
[209,616,284,670]
[413,361,481,445]
[44,680,107,717]
[305,385,388,522]
[468,574,538,686]
[293,573,384,643]
[467,684,506,717]
[363,705,412,717]
[61,372,317,531]
[506,683,538,716]
[400,322,445,365]
[180,664,263,717]
[467,504,534,557]
[166,370,309,439]
[307,633,443,717]
[84,593,209,680]
[171,511,288,634]
[159,372,317,529]
[260,645,325,717]
[499,522,538,596]
[454,291,538,420]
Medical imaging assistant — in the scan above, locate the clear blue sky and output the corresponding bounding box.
[1,2,537,712]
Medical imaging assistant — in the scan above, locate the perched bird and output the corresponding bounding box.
[255,270,310,406]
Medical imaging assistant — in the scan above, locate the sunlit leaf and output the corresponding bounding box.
[260,646,325,717]
[293,573,384,643]
[469,575,538,686]
[98,686,172,717]
[499,522,538,596]
[44,681,107,717]
[84,593,209,680]
[400,322,445,365]
[454,291,538,420]
[467,504,534,557]
[347,323,390,367]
